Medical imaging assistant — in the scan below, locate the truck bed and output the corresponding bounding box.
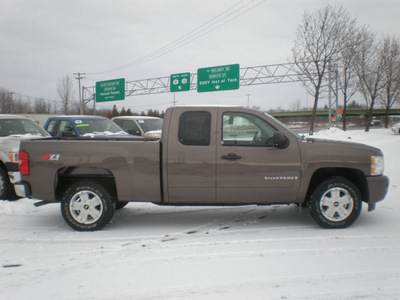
[21,138,162,203]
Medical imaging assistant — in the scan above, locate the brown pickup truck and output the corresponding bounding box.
[16,106,389,231]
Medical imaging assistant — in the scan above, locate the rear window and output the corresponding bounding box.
[178,111,211,146]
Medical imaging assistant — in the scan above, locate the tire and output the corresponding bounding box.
[307,177,362,228]
[0,167,17,200]
[115,201,129,210]
[61,181,115,231]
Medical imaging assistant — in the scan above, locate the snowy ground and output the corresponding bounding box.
[0,129,399,300]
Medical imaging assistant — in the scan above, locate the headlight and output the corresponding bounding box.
[371,156,384,176]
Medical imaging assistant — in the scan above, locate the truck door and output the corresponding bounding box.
[165,108,217,205]
[216,109,301,204]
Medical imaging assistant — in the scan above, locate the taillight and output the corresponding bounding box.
[19,150,30,176]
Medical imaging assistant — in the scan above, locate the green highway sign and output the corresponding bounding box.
[170,72,190,92]
[197,64,240,93]
[95,78,125,102]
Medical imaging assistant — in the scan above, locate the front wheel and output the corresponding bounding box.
[307,177,362,228]
[61,181,114,231]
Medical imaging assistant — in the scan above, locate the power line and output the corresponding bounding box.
[134,0,266,67]
[89,0,265,75]
[0,88,58,103]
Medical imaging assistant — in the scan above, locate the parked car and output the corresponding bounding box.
[0,115,50,199]
[391,122,400,134]
[44,115,127,137]
[112,116,163,139]
[17,106,388,231]
[370,117,381,127]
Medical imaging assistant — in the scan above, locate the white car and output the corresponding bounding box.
[112,116,163,139]
[391,122,400,134]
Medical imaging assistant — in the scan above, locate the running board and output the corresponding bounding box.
[34,201,50,207]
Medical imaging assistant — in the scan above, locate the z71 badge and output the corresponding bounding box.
[41,154,60,161]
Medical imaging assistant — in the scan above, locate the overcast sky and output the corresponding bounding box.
[1,0,399,113]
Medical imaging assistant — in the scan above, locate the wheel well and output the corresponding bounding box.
[0,161,11,182]
[55,167,118,202]
[306,168,369,203]
[0,161,7,172]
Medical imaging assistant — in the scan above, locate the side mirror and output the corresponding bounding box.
[128,129,141,136]
[62,131,77,137]
[273,131,289,149]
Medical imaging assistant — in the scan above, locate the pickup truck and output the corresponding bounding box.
[16,106,389,231]
[0,115,50,200]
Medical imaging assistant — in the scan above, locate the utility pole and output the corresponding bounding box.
[8,92,15,114]
[246,94,251,108]
[172,93,177,106]
[74,72,86,115]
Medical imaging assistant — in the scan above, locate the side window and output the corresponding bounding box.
[57,120,75,137]
[113,119,123,127]
[222,112,276,146]
[178,111,211,146]
[46,120,58,136]
[123,120,140,133]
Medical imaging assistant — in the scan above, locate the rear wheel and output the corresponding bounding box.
[308,177,362,228]
[61,181,114,231]
[0,167,17,200]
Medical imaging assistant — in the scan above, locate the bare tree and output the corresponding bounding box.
[1,89,13,113]
[292,4,352,134]
[57,75,76,114]
[290,98,302,111]
[13,97,29,113]
[356,31,385,132]
[336,25,366,130]
[379,36,400,128]
[34,98,52,114]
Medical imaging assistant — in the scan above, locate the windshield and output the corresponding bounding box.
[0,119,49,137]
[75,119,125,135]
[137,119,163,133]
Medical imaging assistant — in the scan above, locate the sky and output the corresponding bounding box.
[1,0,400,114]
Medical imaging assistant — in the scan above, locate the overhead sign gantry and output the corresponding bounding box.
[197,64,240,92]
[95,78,125,102]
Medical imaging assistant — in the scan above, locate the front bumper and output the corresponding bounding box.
[366,175,389,211]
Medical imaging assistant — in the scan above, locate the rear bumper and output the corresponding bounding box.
[366,175,389,211]
[6,162,20,184]
[14,182,31,198]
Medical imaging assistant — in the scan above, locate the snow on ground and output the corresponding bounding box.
[0,129,399,300]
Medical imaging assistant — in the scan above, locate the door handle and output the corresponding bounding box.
[221,153,242,161]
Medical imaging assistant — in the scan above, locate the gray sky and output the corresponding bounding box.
[1,0,399,113]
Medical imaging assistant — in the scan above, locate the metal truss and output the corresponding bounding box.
[240,63,307,86]
[82,62,305,103]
